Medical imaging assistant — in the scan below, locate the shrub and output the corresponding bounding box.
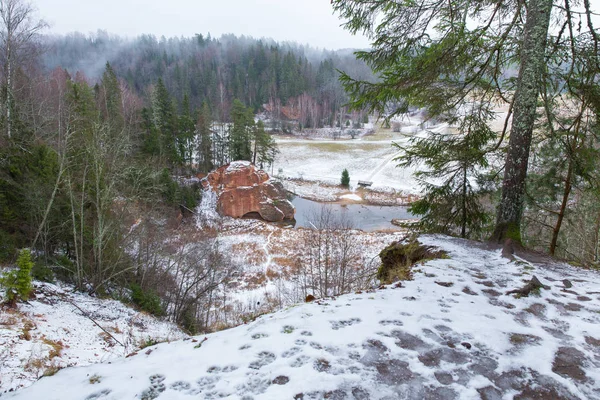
[53,255,76,283]
[179,184,200,210]
[1,249,34,304]
[341,169,350,188]
[130,283,164,317]
[32,261,54,283]
[0,230,16,263]
[159,168,179,204]
[377,239,446,284]
[139,337,161,349]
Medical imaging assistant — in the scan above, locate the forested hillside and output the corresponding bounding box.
[42,31,373,125]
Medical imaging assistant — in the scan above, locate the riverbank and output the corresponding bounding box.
[282,177,419,206]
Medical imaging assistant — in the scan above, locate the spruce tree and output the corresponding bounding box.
[341,169,350,188]
[152,78,179,165]
[397,114,495,238]
[252,120,278,169]
[98,62,124,134]
[1,248,33,303]
[178,94,196,166]
[229,99,253,161]
[197,102,214,172]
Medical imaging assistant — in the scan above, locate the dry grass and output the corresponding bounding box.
[265,267,281,279]
[24,357,45,373]
[42,338,64,359]
[0,315,17,326]
[99,332,117,347]
[20,319,36,341]
[271,256,300,270]
[42,364,61,377]
[229,242,266,266]
[244,272,268,288]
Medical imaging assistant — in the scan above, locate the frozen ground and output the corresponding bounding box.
[0,282,186,394]
[272,114,449,194]
[282,178,419,205]
[273,105,511,196]
[6,235,600,400]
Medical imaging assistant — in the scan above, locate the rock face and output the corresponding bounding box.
[202,161,295,222]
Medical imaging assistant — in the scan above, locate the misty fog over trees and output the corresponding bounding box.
[42,31,374,125]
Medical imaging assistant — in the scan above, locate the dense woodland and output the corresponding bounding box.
[43,31,373,128]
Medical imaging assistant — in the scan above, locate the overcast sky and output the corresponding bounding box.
[36,0,370,50]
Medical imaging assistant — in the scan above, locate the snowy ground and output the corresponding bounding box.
[6,235,600,400]
[214,217,403,312]
[272,115,449,194]
[282,178,418,205]
[272,104,511,197]
[0,282,186,394]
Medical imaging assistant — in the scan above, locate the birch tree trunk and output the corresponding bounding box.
[0,0,46,139]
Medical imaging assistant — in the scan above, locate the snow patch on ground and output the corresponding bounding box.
[340,194,362,201]
[7,235,600,399]
[0,282,186,394]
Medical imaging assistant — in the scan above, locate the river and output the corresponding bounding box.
[279,196,413,231]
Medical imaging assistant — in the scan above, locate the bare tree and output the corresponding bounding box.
[0,0,47,139]
[301,205,377,298]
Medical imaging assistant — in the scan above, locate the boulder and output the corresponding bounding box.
[203,161,295,222]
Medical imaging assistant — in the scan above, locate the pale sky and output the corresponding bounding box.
[36,0,371,50]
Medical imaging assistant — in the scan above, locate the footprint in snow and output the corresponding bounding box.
[272,375,290,385]
[85,389,112,400]
[170,381,191,391]
[290,355,310,367]
[281,347,301,358]
[249,351,276,369]
[140,374,166,400]
[196,375,221,392]
[330,318,361,330]
[313,358,331,372]
[251,333,268,340]
[281,325,295,334]
[235,376,271,395]
[379,319,403,326]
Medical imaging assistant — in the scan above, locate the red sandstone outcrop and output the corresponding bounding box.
[202,161,295,222]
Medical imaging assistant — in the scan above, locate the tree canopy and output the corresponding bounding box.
[332,0,599,245]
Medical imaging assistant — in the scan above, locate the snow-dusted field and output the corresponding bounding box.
[6,235,600,400]
[0,282,186,394]
[272,116,449,194]
[272,104,511,197]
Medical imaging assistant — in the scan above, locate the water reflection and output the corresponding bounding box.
[280,195,413,231]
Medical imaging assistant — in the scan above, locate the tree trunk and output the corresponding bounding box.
[491,0,553,244]
[461,164,467,238]
[549,160,573,255]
